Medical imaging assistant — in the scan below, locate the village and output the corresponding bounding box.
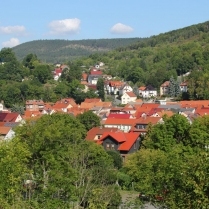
[0,63,208,161]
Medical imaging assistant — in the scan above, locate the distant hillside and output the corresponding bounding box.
[12,38,143,63]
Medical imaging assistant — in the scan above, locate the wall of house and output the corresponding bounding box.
[102,136,120,151]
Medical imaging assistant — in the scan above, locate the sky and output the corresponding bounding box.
[1,0,209,49]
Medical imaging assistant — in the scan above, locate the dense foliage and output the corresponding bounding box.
[0,113,121,208]
[124,114,209,208]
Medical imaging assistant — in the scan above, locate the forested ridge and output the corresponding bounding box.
[12,38,142,63]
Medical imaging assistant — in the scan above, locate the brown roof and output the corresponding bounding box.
[85,127,119,141]
[161,81,170,87]
[104,118,137,126]
[125,92,136,97]
[0,113,21,122]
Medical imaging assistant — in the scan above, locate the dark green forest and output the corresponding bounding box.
[12,38,142,63]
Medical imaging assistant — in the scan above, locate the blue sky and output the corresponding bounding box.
[1,0,209,49]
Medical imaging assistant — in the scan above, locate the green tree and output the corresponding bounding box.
[96,78,105,101]
[14,113,119,208]
[106,150,123,169]
[77,110,100,131]
[33,64,52,83]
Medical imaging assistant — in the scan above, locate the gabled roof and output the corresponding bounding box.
[161,81,170,87]
[0,113,21,122]
[98,131,140,151]
[86,127,119,141]
[124,92,136,97]
[139,86,146,91]
[118,132,140,151]
[108,81,125,87]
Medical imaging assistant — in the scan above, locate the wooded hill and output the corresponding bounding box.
[77,20,209,99]
[12,38,142,63]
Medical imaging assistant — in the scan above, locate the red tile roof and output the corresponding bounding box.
[98,131,140,151]
[0,126,11,135]
[118,132,140,151]
[104,118,137,126]
[108,113,132,119]
[0,113,20,122]
[90,69,102,75]
[86,127,119,141]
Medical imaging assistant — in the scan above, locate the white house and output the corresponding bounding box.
[139,85,157,98]
[180,81,188,92]
[121,92,137,104]
[119,83,133,96]
[160,81,170,96]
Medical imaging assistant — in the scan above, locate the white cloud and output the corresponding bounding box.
[2,38,20,48]
[49,18,81,35]
[110,23,133,34]
[0,25,26,35]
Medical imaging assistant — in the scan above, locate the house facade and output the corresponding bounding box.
[121,92,137,104]
[160,81,170,96]
[98,132,141,159]
[119,84,133,96]
[26,100,45,111]
[139,85,157,98]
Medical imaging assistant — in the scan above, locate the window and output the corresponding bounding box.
[111,144,115,150]
[106,143,110,149]
[98,135,100,139]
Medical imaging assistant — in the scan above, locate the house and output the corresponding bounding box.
[139,85,157,98]
[119,83,133,96]
[53,68,63,81]
[87,69,103,85]
[160,81,170,96]
[180,81,188,92]
[0,126,15,140]
[104,118,137,132]
[105,81,125,95]
[53,98,77,112]
[121,92,137,104]
[25,100,45,111]
[88,75,102,85]
[131,116,162,134]
[98,131,141,159]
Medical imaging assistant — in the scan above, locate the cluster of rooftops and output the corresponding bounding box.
[1,98,209,158]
